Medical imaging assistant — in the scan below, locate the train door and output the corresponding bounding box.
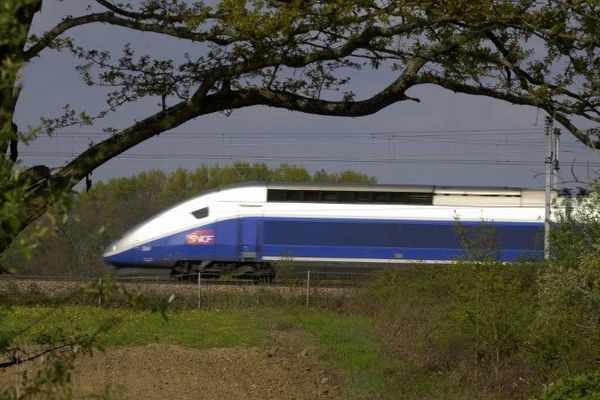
[237,205,263,261]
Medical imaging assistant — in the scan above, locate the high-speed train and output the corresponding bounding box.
[103,183,548,278]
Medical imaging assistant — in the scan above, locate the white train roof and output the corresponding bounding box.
[194,182,548,197]
[196,182,551,207]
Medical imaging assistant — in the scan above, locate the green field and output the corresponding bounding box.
[2,304,454,400]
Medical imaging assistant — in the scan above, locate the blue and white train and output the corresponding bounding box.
[103,183,548,278]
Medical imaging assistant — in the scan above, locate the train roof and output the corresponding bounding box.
[265,182,544,194]
[203,182,546,195]
[194,182,551,207]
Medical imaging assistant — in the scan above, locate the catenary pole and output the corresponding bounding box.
[544,119,560,260]
[544,119,553,260]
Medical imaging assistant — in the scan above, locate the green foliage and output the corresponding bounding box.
[454,220,502,262]
[49,0,600,149]
[0,0,29,262]
[0,0,69,267]
[532,371,600,400]
[548,186,600,266]
[298,311,441,400]
[0,0,34,141]
[358,264,539,399]
[447,262,537,370]
[531,185,600,377]
[0,306,266,350]
[0,165,27,261]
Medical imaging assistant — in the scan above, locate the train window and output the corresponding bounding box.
[355,191,372,203]
[303,190,321,202]
[372,192,391,203]
[266,189,433,205]
[406,193,433,204]
[286,190,303,201]
[191,207,209,219]
[322,191,339,202]
[267,189,287,202]
[337,191,355,202]
[390,192,408,203]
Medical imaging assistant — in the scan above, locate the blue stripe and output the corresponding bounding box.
[105,216,544,267]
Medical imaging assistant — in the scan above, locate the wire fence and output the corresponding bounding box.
[0,269,373,309]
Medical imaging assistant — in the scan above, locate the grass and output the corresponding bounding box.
[0,304,453,399]
[2,306,267,349]
[298,311,452,400]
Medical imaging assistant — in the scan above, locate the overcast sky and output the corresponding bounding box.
[14,0,600,189]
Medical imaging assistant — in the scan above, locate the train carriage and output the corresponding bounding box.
[103,183,547,278]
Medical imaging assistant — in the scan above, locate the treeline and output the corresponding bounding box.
[1,162,375,276]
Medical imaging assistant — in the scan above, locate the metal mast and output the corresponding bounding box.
[544,118,560,260]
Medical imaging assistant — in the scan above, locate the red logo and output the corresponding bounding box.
[186,229,215,245]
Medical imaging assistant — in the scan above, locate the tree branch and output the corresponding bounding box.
[417,73,600,149]
[24,12,234,61]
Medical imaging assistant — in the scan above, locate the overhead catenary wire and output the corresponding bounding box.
[45,128,549,139]
[18,128,599,172]
[36,129,592,148]
[18,151,600,168]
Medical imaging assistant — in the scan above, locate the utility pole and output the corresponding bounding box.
[544,118,560,260]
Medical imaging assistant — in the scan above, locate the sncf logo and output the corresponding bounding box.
[186,229,215,245]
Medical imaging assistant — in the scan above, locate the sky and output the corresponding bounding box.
[14,0,600,190]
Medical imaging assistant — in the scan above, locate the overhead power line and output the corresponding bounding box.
[18,151,600,168]
[48,128,547,138]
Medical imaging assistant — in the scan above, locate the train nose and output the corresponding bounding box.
[103,243,130,267]
[104,243,117,255]
[103,249,122,267]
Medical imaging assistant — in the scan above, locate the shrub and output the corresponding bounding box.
[447,261,538,371]
[532,184,600,377]
[531,370,600,400]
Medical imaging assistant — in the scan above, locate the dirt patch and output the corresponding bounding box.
[1,343,342,400]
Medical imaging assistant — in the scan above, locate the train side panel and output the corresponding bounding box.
[258,217,544,262]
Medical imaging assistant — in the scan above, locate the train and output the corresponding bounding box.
[103,183,548,279]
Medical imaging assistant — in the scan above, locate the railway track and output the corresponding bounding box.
[0,272,362,290]
[0,275,358,307]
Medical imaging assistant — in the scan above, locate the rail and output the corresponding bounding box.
[0,270,373,308]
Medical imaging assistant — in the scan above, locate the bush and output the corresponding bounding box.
[531,370,600,400]
[355,263,539,399]
[447,261,538,370]
[532,185,600,377]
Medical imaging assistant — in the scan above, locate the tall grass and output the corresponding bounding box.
[350,260,600,400]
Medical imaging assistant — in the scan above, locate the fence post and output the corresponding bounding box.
[197,271,201,309]
[306,270,311,308]
[98,277,102,306]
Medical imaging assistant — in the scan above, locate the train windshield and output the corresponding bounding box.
[191,207,209,219]
[114,197,207,242]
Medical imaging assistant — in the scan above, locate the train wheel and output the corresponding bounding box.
[199,269,221,280]
[258,265,276,283]
[171,262,191,281]
[232,264,256,280]
[264,270,276,284]
[250,264,276,284]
